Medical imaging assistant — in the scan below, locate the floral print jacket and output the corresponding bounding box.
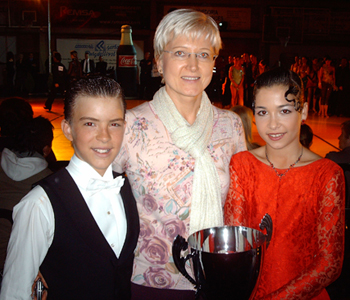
[113,101,246,290]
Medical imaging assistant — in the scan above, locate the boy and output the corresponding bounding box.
[0,76,139,300]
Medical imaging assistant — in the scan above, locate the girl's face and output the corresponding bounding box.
[62,95,125,176]
[157,34,215,105]
[254,85,307,151]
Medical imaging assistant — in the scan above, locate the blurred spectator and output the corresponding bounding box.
[336,57,350,117]
[4,52,15,96]
[15,53,27,94]
[229,57,245,106]
[318,56,336,118]
[300,123,314,149]
[221,56,233,109]
[67,50,82,86]
[0,116,53,274]
[306,58,320,114]
[81,51,95,77]
[149,58,163,99]
[0,97,57,165]
[139,52,153,99]
[290,55,300,73]
[258,59,269,75]
[231,105,260,150]
[0,97,33,152]
[95,56,107,75]
[26,53,39,94]
[44,52,67,112]
[326,120,350,164]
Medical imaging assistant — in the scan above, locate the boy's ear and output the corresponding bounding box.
[61,119,73,142]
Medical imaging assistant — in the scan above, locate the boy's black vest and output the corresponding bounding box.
[38,168,139,300]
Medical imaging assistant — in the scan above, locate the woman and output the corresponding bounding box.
[306,57,319,113]
[221,55,233,108]
[229,56,245,106]
[224,68,345,299]
[113,9,246,300]
[318,56,336,118]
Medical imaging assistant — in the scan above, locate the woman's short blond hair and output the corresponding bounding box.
[153,9,222,60]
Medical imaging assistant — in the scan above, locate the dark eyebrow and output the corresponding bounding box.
[255,103,294,110]
[79,117,125,122]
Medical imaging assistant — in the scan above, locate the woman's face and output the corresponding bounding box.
[254,84,307,151]
[157,34,215,104]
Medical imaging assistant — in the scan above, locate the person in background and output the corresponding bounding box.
[15,53,27,95]
[318,56,336,118]
[0,116,53,277]
[95,56,107,75]
[326,119,350,205]
[290,55,300,73]
[0,98,34,152]
[81,51,95,77]
[139,52,153,99]
[326,120,350,164]
[44,52,67,112]
[67,50,82,86]
[221,55,233,109]
[26,53,39,94]
[149,58,162,98]
[0,76,140,300]
[113,9,246,300]
[5,52,15,96]
[335,57,350,117]
[231,105,260,150]
[229,56,245,106]
[306,57,320,114]
[225,67,345,300]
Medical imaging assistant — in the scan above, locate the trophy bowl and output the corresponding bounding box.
[172,214,272,300]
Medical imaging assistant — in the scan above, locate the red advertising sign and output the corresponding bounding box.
[118,55,137,67]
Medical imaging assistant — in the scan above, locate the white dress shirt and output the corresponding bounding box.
[0,155,127,300]
[83,59,90,73]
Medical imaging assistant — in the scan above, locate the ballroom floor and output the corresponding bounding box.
[22,97,349,161]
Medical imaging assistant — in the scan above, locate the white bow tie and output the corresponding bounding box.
[86,176,125,194]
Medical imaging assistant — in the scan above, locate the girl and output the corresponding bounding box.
[0,76,139,300]
[225,68,345,299]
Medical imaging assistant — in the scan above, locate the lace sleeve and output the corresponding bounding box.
[224,162,247,227]
[260,169,345,300]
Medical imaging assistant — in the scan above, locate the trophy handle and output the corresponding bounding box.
[259,213,273,249]
[172,235,197,286]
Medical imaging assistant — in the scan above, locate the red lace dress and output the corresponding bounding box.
[224,151,345,300]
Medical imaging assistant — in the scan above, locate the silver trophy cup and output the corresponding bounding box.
[172,214,273,300]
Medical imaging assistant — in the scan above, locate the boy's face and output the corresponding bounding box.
[62,95,125,176]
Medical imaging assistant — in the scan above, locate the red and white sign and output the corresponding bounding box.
[118,55,137,67]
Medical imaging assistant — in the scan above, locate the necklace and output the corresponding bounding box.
[265,147,303,179]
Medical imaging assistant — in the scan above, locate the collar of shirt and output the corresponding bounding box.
[66,155,115,191]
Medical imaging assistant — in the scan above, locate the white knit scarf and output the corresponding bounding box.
[152,87,223,235]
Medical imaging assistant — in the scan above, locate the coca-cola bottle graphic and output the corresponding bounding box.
[117,25,138,98]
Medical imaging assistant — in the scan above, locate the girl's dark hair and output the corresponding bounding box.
[64,76,126,123]
[12,116,54,156]
[253,67,304,112]
[300,123,313,149]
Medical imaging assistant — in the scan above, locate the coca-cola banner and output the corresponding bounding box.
[164,6,251,31]
[57,38,144,70]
